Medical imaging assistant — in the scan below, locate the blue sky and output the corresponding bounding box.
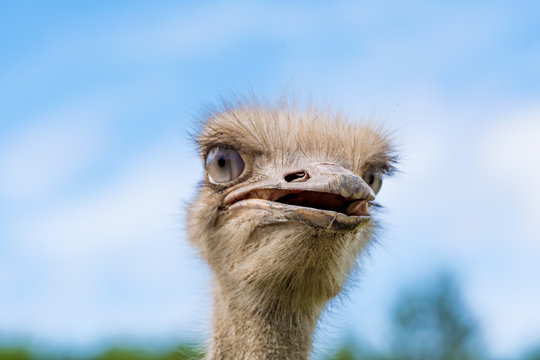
[1,1,539,358]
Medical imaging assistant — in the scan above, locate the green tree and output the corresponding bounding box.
[390,272,482,360]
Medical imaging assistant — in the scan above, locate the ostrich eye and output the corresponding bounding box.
[206,147,245,183]
[363,170,383,194]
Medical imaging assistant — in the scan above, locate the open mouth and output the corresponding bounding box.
[226,188,371,231]
[273,191,369,217]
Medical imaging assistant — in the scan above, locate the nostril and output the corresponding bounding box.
[284,171,310,183]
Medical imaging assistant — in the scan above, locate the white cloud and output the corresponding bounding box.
[88,2,330,60]
[477,103,540,241]
[3,1,324,86]
[0,112,104,202]
[18,136,200,257]
[0,83,170,204]
[1,136,210,343]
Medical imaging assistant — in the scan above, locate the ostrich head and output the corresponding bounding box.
[187,101,396,314]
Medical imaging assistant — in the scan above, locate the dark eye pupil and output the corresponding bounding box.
[206,147,245,184]
[367,174,375,185]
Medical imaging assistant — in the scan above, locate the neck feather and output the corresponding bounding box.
[206,280,325,360]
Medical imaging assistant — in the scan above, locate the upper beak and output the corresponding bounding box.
[224,162,375,206]
[286,162,375,201]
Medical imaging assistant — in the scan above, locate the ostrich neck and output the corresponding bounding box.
[207,280,324,360]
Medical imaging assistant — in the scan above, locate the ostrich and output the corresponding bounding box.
[187,99,397,360]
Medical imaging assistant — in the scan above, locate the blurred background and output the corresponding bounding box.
[1,1,539,359]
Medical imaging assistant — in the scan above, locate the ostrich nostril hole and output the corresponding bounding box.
[284,171,310,183]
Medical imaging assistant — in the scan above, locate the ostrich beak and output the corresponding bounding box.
[225,162,375,231]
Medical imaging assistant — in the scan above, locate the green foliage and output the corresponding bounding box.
[0,345,204,360]
[94,345,203,360]
[328,347,356,360]
[0,347,34,360]
[325,346,390,360]
[390,272,481,360]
